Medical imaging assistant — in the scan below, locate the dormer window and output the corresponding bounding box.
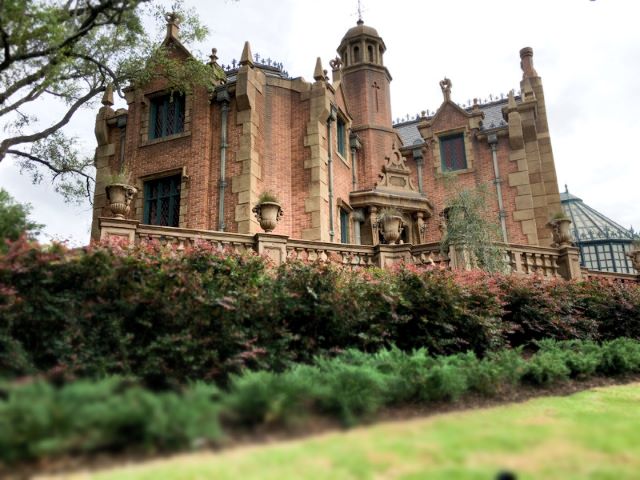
[440,133,467,172]
[149,93,185,140]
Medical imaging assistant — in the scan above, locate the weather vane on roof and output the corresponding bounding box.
[356,0,365,23]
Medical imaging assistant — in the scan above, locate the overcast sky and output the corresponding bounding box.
[1,0,638,245]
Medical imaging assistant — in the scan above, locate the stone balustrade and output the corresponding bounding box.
[503,243,561,278]
[98,217,637,282]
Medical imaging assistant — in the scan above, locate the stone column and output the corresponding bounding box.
[374,243,412,269]
[255,233,289,266]
[99,217,139,246]
[556,246,582,280]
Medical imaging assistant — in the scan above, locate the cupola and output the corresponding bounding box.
[337,19,386,69]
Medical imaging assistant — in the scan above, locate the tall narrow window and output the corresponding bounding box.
[367,45,374,62]
[340,208,350,243]
[440,133,467,172]
[149,93,185,139]
[143,175,181,227]
[336,117,346,157]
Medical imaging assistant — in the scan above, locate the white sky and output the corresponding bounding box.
[1,0,639,245]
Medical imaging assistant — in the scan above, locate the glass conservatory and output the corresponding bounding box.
[560,188,637,274]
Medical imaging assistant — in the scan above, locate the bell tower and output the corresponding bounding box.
[337,20,394,190]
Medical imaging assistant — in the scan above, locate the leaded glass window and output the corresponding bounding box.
[440,134,467,172]
[143,175,181,227]
[340,208,350,244]
[149,93,185,139]
[337,117,346,157]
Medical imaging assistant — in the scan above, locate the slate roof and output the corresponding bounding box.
[393,98,510,147]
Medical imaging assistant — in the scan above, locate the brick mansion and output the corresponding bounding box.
[92,15,639,278]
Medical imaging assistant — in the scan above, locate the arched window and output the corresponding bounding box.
[367,45,374,62]
[353,45,360,63]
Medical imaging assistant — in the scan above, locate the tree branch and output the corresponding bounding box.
[7,147,95,202]
[0,85,104,159]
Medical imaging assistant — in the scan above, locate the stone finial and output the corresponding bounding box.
[101,83,114,107]
[239,41,254,67]
[329,56,343,71]
[439,77,452,102]
[507,89,517,109]
[519,46,538,78]
[165,11,180,40]
[313,57,325,82]
[208,48,219,66]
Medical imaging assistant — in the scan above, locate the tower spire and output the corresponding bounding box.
[357,0,363,24]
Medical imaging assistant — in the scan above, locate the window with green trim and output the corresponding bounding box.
[337,117,346,157]
[149,93,185,139]
[340,208,350,243]
[143,175,181,227]
[440,133,467,172]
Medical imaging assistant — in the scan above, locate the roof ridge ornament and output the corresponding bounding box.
[439,77,452,102]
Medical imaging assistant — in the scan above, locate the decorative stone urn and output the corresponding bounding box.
[381,215,404,245]
[106,183,137,219]
[547,217,573,247]
[252,201,283,233]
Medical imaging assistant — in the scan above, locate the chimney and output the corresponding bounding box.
[519,47,538,79]
[165,12,180,40]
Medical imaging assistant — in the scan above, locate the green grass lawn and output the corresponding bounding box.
[49,383,640,480]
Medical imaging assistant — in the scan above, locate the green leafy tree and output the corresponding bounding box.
[0,188,43,250]
[440,181,506,273]
[0,0,214,203]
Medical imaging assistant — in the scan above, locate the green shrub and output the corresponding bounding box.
[535,339,601,379]
[418,356,469,402]
[597,338,640,375]
[0,377,221,464]
[522,351,571,386]
[310,357,392,425]
[223,369,313,427]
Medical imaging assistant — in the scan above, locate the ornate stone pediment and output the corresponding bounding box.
[375,143,418,193]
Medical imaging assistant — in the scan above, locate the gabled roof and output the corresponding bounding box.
[560,190,635,242]
[393,98,510,147]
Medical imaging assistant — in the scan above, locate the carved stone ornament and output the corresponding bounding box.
[106,183,137,219]
[439,77,452,102]
[375,144,418,193]
[547,217,573,247]
[252,201,284,233]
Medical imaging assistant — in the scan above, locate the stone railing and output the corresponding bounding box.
[98,218,637,282]
[135,223,255,254]
[286,239,377,267]
[581,268,638,284]
[504,243,561,278]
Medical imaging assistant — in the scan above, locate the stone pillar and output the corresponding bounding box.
[255,233,289,265]
[556,246,582,281]
[374,243,412,268]
[233,42,264,234]
[98,217,139,245]
[448,244,473,271]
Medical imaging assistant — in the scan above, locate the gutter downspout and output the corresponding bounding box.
[349,133,361,190]
[412,145,424,194]
[488,133,508,243]
[327,106,337,242]
[216,88,230,231]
